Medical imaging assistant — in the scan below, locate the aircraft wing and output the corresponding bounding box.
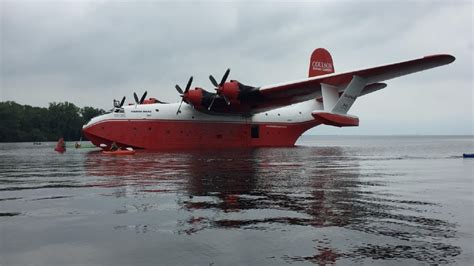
[252,54,455,112]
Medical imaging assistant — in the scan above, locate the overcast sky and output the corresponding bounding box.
[1,0,472,135]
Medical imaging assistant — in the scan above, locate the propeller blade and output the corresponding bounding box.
[139,91,148,104]
[133,92,139,104]
[208,94,217,111]
[176,76,193,114]
[176,98,184,115]
[119,96,126,107]
[185,76,193,93]
[175,85,183,94]
[222,95,230,105]
[209,75,219,87]
[220,68,230,86]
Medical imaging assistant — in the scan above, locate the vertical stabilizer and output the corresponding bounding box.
[308,48,334,77]
[313,75,367,127]
[321,83,339,111]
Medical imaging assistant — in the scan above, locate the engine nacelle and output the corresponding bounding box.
[184,88,204,107]
[217,81,240,104]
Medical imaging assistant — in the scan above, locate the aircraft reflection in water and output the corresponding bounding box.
[179,148,360,231]
[84,148,358,227]
[83,149,460,264]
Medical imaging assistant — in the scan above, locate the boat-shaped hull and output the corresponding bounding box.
[84,119,318,150]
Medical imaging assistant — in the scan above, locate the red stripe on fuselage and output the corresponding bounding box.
[83,119,320,150]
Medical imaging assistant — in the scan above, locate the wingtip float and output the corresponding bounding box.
[82,48,455,150]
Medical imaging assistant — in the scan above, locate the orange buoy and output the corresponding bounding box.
[54,137,66,153]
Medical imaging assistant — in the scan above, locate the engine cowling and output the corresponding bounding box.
[183,88,204,107]
[216,81,240,104]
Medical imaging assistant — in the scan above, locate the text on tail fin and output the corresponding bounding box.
[308,48,334,78]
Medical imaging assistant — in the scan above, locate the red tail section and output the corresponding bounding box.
[308,48,334,77]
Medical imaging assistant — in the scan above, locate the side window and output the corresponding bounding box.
[251,125,259,138]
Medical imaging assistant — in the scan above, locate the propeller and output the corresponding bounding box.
[113,96,126,108]
[208,68,231,110]
[176,76,193,114]
[207,93,230,111]
[175,85,183,94]
[133,92,139,104]
[133,91,148,104]
[208,95,217,111]
[209,68,230,88]
[139,91,147,104]
[119,96,126,107]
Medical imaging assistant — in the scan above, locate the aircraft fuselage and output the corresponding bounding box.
[82,100,321,150]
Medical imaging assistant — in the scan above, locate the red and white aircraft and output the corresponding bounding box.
[82,48,455,150]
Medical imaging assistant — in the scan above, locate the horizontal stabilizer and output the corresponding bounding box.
[316,82,387,102]
[312,111,359,127]
[360,83,387,96]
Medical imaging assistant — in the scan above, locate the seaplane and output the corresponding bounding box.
[82,48,455,150]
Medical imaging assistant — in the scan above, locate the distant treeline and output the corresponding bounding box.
[0,101,105,142]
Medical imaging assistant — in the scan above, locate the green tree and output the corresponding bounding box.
[80,106,105,124]
[0,101,106,142]
[48,102,83,141]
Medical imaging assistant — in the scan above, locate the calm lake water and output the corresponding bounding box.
[1,136,473,265]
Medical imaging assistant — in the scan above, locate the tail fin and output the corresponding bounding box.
[312,75,368,127]
[308,48,334,77]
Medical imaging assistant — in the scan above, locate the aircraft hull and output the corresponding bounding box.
[83,119,318,150]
